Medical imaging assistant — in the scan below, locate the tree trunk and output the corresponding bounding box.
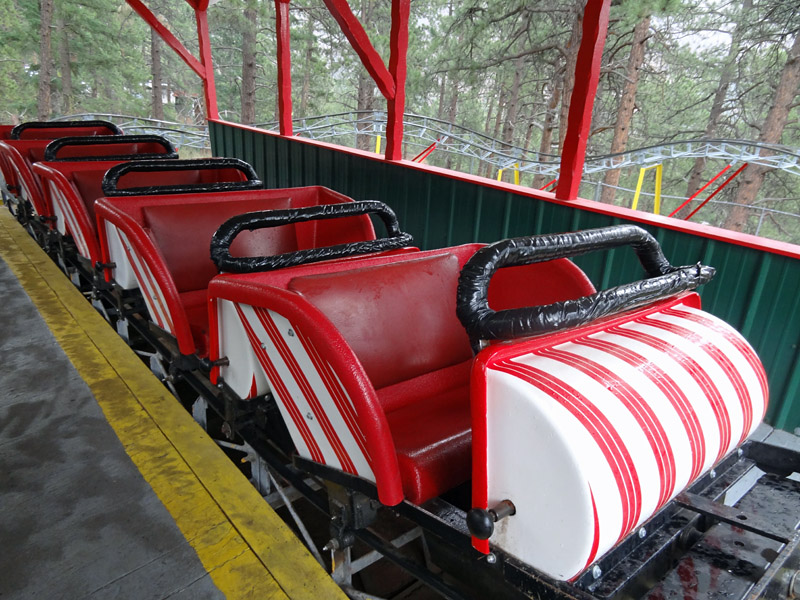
[444,85,459,168]
[681,0,751,213]
[533,82,561,188]
[299,17,314,118]
[600,15,652,206]
[355,0,376,151]
[502,55,524,147]
[37,0,54,120]
[58,18,72,115]
[558,4,583,153]
[725,33,800,232]
[151,28,164,120]
[240,1,258,125]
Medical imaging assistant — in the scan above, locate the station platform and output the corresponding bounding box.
[0,209,346,599]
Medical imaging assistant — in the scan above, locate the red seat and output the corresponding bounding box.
[212,243,597,505]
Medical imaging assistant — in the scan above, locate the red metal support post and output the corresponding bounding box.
[195,8,219,120]
[555,0,611,201]
[685,163,748,220]
[668,164,732,218]
[385,0,409,161]
[275,0,293,136]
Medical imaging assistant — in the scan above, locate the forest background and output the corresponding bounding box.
[0,0,798,242]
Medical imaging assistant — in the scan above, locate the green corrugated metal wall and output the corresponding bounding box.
[210,121,800,432]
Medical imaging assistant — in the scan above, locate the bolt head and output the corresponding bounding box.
[638,527,647,539]
[486,553,497,564]
[592,565,602,579]
[709,469,717,479]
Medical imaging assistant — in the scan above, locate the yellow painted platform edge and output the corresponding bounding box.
[0,210,346,600]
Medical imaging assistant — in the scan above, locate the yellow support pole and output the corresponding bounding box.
[631,164,663,214]
[653,164,663,215]
[496,168,504,182]
[514,163,520,185]
[375,135,382,154]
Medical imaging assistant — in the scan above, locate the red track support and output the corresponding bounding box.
[539,178,558,191]
[685,163,748,220]
[555,0,611,201]
[668,164,732,218]
[126,0,218,120]
[275,0,293,136]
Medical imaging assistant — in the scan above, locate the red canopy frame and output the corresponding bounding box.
[130,0,611,198]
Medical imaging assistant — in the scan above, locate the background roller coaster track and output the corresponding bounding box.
[52,111,800,177]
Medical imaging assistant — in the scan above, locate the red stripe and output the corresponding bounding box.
[118,237,167,331]
[664,306,768,418]
[234,304,324,463]
[51,185,88,257]
[253,307,357,475]
[640,315,749,447]
[541,346,676,508]
[494,358,641,540]
[610,324,730,463]
[294,326,372,465]
[578,487,601,576]
[577,336,706,481]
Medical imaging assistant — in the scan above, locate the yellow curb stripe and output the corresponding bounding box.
[0,210,345,600]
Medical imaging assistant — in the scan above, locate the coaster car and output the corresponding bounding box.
[31,135,178,263]
[0,120,122,221]
[206,222,776,596]
[95,172,393,361]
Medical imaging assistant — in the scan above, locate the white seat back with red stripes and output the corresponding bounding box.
[473,295,767,581]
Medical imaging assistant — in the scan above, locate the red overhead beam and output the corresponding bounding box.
[322,0,396,100]
[126,0,218,120]
[318,0,409,161]
[555,0,611,201]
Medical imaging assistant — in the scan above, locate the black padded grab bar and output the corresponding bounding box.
[10,120,122,139]
[210,200,414,273]
[43,135,178,162]
[101,158,262,196]
[456,225,716,351]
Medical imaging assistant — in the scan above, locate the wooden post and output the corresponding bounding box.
[195,8,219,120]
[555,0,611,201]
[385,0,409,160]
[275,0,293,136]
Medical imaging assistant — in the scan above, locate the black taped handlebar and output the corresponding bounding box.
[456,225,716,350]
[10,120,122,139]
[43,135,178,162]
[101,158,262,196]
[210,200,414,273]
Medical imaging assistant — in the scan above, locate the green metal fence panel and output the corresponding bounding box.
[210,121,800,432]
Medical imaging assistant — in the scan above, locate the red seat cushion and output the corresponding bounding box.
[383,362,472,504]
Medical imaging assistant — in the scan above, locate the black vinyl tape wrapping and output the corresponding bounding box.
[456,225,716,350]
[101,158,262,196]
[210,200,413,273]
[43,135,178,162]
[10,120,122,139]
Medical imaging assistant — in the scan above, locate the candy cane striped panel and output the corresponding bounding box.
[233,303,375,481]
[482,302,766,581]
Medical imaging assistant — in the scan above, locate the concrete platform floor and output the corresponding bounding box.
[0,257,225,599]
[0,209,345,600]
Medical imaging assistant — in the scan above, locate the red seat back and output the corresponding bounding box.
[288,254,474,391]
[142,197,298,293]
